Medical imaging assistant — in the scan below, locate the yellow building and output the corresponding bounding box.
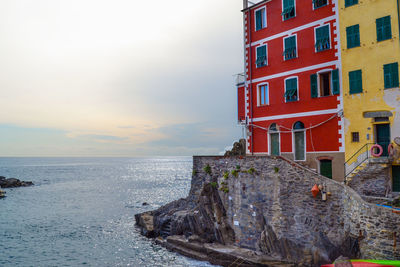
[339,0,400,191]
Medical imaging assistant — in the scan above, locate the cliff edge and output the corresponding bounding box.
[136,156,400,266]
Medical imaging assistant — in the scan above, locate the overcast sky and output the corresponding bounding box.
[0,0,245,156]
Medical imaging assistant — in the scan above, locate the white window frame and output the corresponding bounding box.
[316,68,333,97]
[268,123,281,156]
[284,76,299,103]
[281,0,296,22]
[292,122,306,162]
[282,34,298,61]
[254,6,267,31]
[314,24,332,53]
[255,44,268,68]
[257,82,269,106]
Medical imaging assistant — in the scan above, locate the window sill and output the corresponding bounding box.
[283,16,295,22]
[313,4,328,10]
[255,27,266,32]
[316,48,331,53]
[284,56,297,61]
[377,38,392,42]
[347,45,360,49]
[384,86,399,90]
[285,100,298,103]
[256,65,267,69]
[258,104,269,107]
[349,91,363,95]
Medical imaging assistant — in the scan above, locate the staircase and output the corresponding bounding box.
[344,143,389,184]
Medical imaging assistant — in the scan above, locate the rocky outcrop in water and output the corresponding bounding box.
[0,176,34,188]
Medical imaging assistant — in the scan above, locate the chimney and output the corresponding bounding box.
[243,0,248,9]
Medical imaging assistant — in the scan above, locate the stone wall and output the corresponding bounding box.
[347,161,391,198]
[192,156,400,263]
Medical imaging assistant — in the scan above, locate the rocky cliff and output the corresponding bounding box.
[136,156,400,266]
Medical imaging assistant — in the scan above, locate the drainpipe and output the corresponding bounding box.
[247,4,254,155]
[397,0,400,43]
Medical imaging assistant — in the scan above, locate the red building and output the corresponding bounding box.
[237,0,344,180]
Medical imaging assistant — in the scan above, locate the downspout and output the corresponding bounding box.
[248,5,254,155]
[397,0,400,43]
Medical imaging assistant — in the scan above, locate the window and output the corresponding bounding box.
[310,69,339,98]
[255,7,266,31]
[349,70,363,94]
[259,84,269,105]
[384,62,399,89]
[282,0,295,21]
[284,36,297,60]
[346,24,360,49]
[315,25,330,52]
[293,121,305,161]
[345,0,358,7]
[285,77,298,102]
[351,132,360,142]
[376,16,392,42]
[256,45,267,68]
[313,0,327,9]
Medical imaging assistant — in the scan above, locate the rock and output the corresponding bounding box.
[224,139,246,156]
[135,212,155,238]
[142,202,149,206]
[0,177,34,188]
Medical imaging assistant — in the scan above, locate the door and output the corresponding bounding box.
[393,166,400,192]
[270,133,280,156]
[294,131,305,161]
[320,160,333,179]
[376,124,390,156]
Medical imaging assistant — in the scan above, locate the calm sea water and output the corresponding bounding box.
[0,157,217,267]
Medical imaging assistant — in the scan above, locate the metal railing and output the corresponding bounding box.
[344,142,391,179]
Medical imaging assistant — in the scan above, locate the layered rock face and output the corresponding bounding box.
[136,156,400,266]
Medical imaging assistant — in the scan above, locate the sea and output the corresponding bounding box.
[0,157,217,267]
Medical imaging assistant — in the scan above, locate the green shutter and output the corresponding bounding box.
[256,45,267,67]
[393,166,400,192]
[284,36,296,60]
[315,25,330,52]
[346,25,360,48]
[377,16,392,41]
[332,69,340,95]
[255,9,262,31]
[345,0,358,7]
[392,62,399,87]
[310,74,318,98]
[349,70,362,94]
[285,78,298,101]
[384,62,399,89]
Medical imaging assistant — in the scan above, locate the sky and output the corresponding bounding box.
[0,0,245,156]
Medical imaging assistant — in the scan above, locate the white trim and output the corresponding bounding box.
[246,15,336,48]
[249,60,338,84]
[252,108,338,122]
[283,34,298,61]
[284,76,299,103]
[314,23,332,53]
[257,82,269,106]
[282,0,296,22]
[254,6,267,31]
[255,44,268,68]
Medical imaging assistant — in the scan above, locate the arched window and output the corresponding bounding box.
[293,121,305,161]
[293,121,305,130]
[269,123,280,156]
